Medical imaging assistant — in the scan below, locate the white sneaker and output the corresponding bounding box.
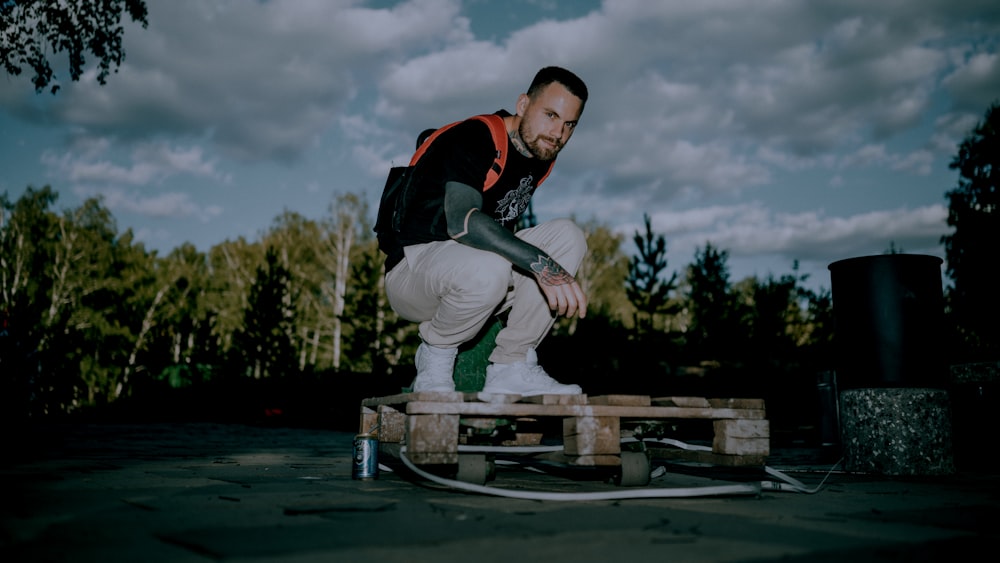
[411,343,457,392]
[482,348,582,396]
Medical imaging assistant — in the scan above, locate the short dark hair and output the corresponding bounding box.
[527,66,588,107]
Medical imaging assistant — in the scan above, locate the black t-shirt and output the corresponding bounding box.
[393,112,554,251]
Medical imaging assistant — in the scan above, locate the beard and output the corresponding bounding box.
[518,121,563,161]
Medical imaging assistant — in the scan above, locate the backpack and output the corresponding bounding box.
[374,112,555,254]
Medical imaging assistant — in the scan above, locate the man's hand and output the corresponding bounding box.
[443,183,588,318]
[530,255,588,319]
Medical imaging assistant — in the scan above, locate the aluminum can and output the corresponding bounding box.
[352,433,379,480]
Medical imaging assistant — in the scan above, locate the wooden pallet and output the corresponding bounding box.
[359,392,769,477]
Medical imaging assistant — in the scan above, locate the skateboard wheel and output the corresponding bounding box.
[616,451,651,487]
[456,454,494,485]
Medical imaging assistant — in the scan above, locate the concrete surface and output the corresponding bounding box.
[3,421,997,562]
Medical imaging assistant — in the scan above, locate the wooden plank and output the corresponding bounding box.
[564,416,621,456]
[588,395,651,406]
[359,406,378,435]
[715,418,770,438]
[404,401,765,420]
[518,394,589,405]
[377,405,406,443]
[364,391,591,407]
[464,392,523,404]
[405,414,459,465]
[709,398,766,410]
[713,437,770,456]
[713,419,770,455]
[652,396,711,408]
[502,433,543,446]
[365,393,765,412]
[362,391,464,407]
[361,392,411,407]
[503,417,543,446]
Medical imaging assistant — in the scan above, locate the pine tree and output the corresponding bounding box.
[942,101,1000,359]
[625,214,678,335]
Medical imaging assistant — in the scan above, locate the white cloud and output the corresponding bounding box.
[42,138,229,186]
[641,202,949,268]
[23,0,471,162]
[72,185,223,222]
[944,49,1000,107]
[838,144,936,175]
[2,0,994,288]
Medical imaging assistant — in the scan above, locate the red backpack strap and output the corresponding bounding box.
[409,113,555,191]
[470,114,508,192]
[479,114,556,189]
[408,119,462,166]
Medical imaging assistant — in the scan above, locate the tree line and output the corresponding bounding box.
[0,182,830,417]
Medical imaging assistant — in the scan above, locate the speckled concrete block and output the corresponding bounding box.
[840,388,955,475]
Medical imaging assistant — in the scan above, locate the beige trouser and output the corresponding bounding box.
[384,218,587,364]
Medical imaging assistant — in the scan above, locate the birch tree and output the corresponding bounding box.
[263,211,327,371]
[1,187,59,415]
[320,193,367,371]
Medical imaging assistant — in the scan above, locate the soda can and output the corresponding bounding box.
[352,433,379,480]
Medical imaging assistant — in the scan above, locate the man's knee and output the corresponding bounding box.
[533,218,587,271]
[552,218,587,250]
[457,254,511,301]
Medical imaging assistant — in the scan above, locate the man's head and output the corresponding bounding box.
[516,66,588,161]
[527,66,589,111]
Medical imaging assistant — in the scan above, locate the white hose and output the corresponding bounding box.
[627,438,838,494]
[382,437,837,500]
[398,446,761,500]
[760,460,842,493]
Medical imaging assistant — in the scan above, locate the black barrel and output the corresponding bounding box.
[828,254,945,390]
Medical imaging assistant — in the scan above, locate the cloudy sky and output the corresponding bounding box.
[2,0,998,293]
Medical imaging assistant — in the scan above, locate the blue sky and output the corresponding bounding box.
[2,0,998,293]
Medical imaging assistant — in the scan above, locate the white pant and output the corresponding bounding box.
[385,218,587,364]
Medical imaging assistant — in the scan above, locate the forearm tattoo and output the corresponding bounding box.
[530,255,574,286]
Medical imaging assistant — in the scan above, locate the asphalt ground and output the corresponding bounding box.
[3,420,998,562]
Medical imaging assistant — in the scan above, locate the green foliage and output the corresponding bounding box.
[942,100,1000,359]
[347,239,412,376]
[685,242,739,360]
[231,247,299,379]
[625,213,678,334]
[0,186,160,414]
[801,286,834,364]
[746,266,809,362]
[156,363,215,389]
[1,186,412,416]
[1,186,60,416]
[153,243,223,373]
[575,219,630,323]
[1,0,149,93]
[206,237,260,353]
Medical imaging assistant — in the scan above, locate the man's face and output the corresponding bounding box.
[517,82,583,161]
